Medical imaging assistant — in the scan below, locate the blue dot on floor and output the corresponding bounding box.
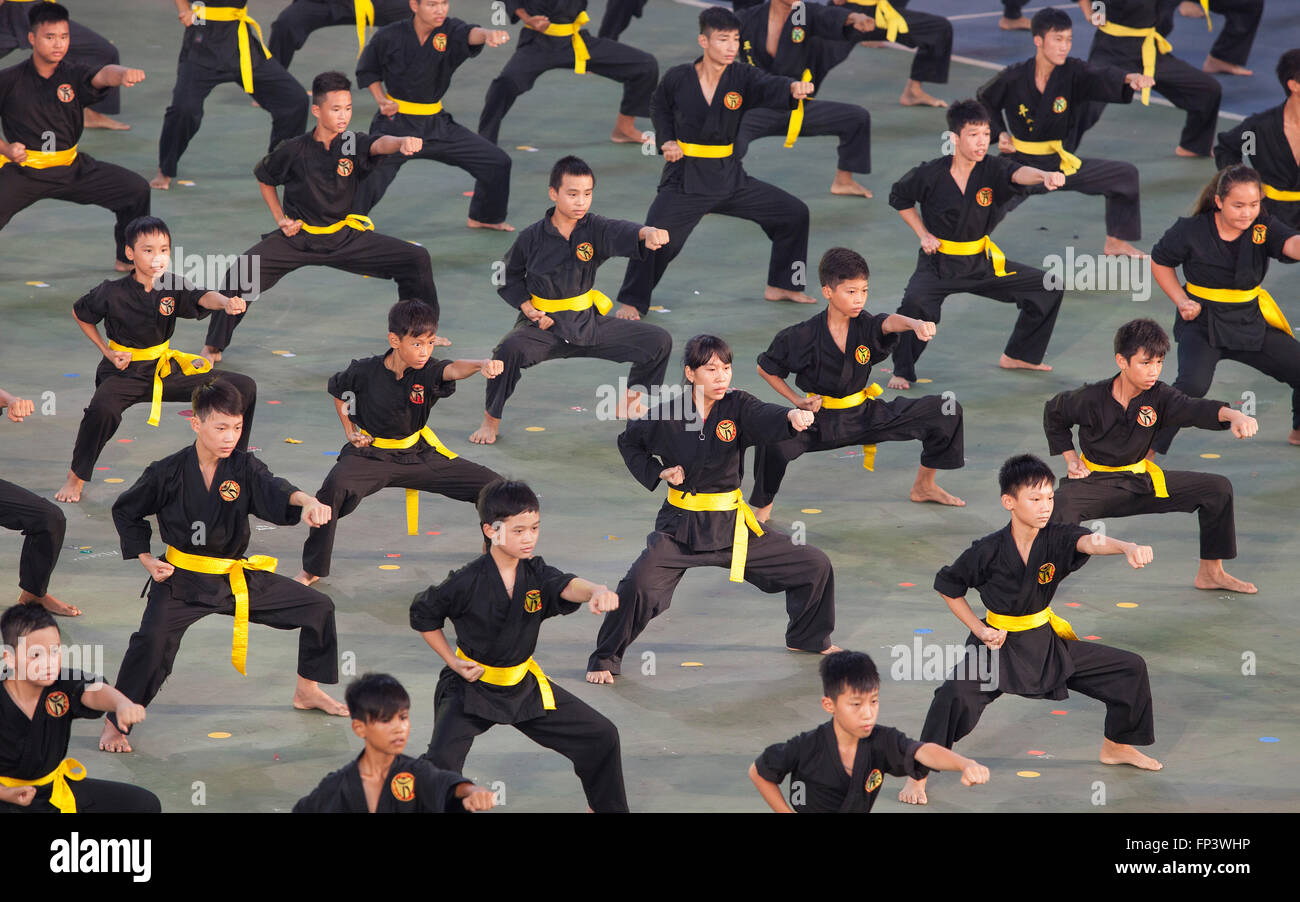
[914,628,933,635]
[63,373,79,378]
[1259,737,1280,743]
[321,451,339,456]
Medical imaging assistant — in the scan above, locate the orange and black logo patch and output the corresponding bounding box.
[45,691,69,718]
[390,772,415,802]
[1252,224,1267,245]
[975,187,993,207]
[791,26,805,43]
[575,242,594,262]
[337,158,354,177]
[57,83,74,103]
[715,419,737,442]
[723,91,742,110]
[159,296,176,316]
[410,384,425,405]
[1037,562,1056,585]
[433,32,448,52]
[1052,96,1068,114]
[524,588,543,613]
[854,345,871,365]
[1136,405,1157,427]
[865,768,883,793]
[218,480,240,502]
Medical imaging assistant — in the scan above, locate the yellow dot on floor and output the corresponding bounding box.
[208,732,232,739]
[1016,770,1040,778]
[800,508,822,514]
[378,564,401,571]
[1199,453,1221,459]
[284,438,303,444]
[525,426,545,432]
[271,350,292,355]
[681,662,703,667]
[104,478,124,483]
[1116,602,1139,608]
[916,378,933,383]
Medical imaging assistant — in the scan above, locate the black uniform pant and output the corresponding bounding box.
[920,638,1156,749]
[822,2,953,84]
[734,100,872,175]
[891,261,1064,382]
[302,451,501,577]
[0,479,65,598]
[587,528,836,674]
[69,369,257,481]
[1156,0,1263,66]
[999,154,1141,240]
[486,316,673,419]
[0,15,122,114]
[268,0,411,68]
[1052,470,1236,561]
[206,228,438,350]
[425,682,628,813]
[750,394,964,508]
[617,178,810,313]
[356,110,512,225]
[0,156,150,264]
[0,777,161,814]
[598,0,649,40]
[110,569,339,732]
[1002,1,1025,17]
[477,32,657,145]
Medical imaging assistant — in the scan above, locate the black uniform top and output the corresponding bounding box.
[889,154,1024,279]
[736,0,855,89]
[652,60,796,196]
[934,522,1092,697]
[254,130,380,226]
[0,672,100,782]
[977,56,1132,149]
[1044,376,1229,468]
[292,752,471,813]
[754,721,926,813]
[179,0,261,71]
[113,446,301,562]
[758,309,898,397]
[618,389,793,551]
[0,58,104,151]
[511,0,589,50]
[409,553,579,723]
[327,351,455,460]
[356,17,481,105]
[1151,211,1299,351]
[1215,105,1300,228]
[73,274,211,382]
[499,208,646,344]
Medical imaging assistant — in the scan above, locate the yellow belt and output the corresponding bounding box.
[813,382,884,470]
[0,758,86,814]
[194,5,271,95]
[165,545,278,675]
[455,647,555,710]
[986,605,1078,640]
[0,145,78,169]
[360,427,458,535]
[1263,184,1300,202]
[385,93,443,116]
[677,142,733,158]
[1195,0,1212,31]
[542,11,591,74]
[529,289,613,315]
[847,0,909,42]
[668,487,763,583]
[1010,136,1082,176]
[354,0,375,57]
[936,235,1016,277]
[1185,281,1293,338]
[1096,21,1171,105]
[784,69,813,148]
[108,339,212,428]
[1081,453,1169,498]
[299,213,375,234]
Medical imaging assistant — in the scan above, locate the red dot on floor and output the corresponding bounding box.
[898,582,915,587]
[1051,710,1067,716]
[1028,749,1045,756]
[385,553,400,558]
[1083,635,1100,641]
[1063,602,1080,607]
[426,531,441,536]
[94,466,110,471]
[267,400,281,405]
[462,190,474,196]
[117,438,133,443]
[177,409,193,416]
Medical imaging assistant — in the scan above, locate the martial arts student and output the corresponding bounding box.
[476,0,656,145]
[886,99,1065,390]
[749,651,987,813]
[0,605,160,812]
[586,334,837,684]
[819,0,954,108]
[615,7,818,317]
[1072,0,1221,157]
[1044,317,1260,595]
[201,70,440,361]
[292,673,496,813]
[151,0,309,191]
[898,454,1161,806]
[269,0,412,70]
[0,2,149,272]
[1156,0,1262,77]
[750,247,964,523]
[469,155,672,444]
[55,216,257,505]
[410,479,629,812]
[977,7,1154,258]
[0,387,78,617]
[1148,165,1300,451]
[1214,50,1300,229]
[734,0,875,198]
[296,299,503,585]
[354,0,514,230]
[100,380,345,753]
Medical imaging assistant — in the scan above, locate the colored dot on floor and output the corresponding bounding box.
[385,553,400,558]
[322,451,339,456]
[1063,602,1080,607]
[425,531,441,536]
[63,373,79,378]
[1259,737,1280,743]
[462,190,473,197]
[916,378,933,384]
[800,508,821,514]
[1028,750,1045,756]
[1083,635,1100,641]
[1051,710,1067,716]
[94,466,110,471]
[379,564,400,571]
[1017,771,1041,778]
[914,628,933,635]
[208,732,231,739]
[898,582,915,587]
[681,662,703,667]
[104,478,124,484]
[524,426,545,432]
[267,400,281,405]
[1116,602,1139,608]
[78,546,91,551]
[177,409,193,416]
[1200,453,1221,459]
[117,438,133,443]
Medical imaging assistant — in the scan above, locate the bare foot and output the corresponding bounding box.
[202,345,223,364]
[754,502,773,524]
[786,643,843,654]
[859,40,887,48]
[150,170,172,190]
[294,570,319,587]
[114,260,132,272]
[999,353,1052,373]
[99,718,132,753]
[55,472,84,503]
[615,302,642,320]
[1177,0,1205,17]
[1174,145,1204,157]
[764,286,819,304]
[1193,560,1257,594]
[292,679,348,716]
[469,413,500,445]
[1203,55,1253,76]
[467,217,515,231]
[586,670,615,684]
[999,15,1031,30]
[1289,428,1300,446]
[1102,237,1146,257]
[887,375,911,390]
[611,115,647,144]
[20,592,82,616]
[1099,738,1162,770]
[898,775,928,804]
[830,170,873,198]
[83,109,130,131]
[900,81,946,108]
[910,478,965,506]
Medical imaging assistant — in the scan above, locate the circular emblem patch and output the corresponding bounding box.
[854,344,871,365]
[791,26,805,43]
[337,158,354,177]
[1252,224,1267,245]
[1052,96,1068,114]
[723,91,742,110]
[715,419,737,442]
[976,187,993,207]
[1136,405,1157,427]
[218,480,240,502]
[159,296,176,316]
[1037,562,1056,585]
[575,242,594,262]
[45,691,69,718]
[57,83,74,103]
[433,32,447,52]
[390,772,415,801]
[410,384,425,405]
[524,588,543,613]
[865,768,883,793]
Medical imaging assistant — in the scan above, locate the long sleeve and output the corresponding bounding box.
[1042,387,1085,456]
[617,418,664,491]
[498,231,532,309]
[650,70,677,148]
[976,70,1008,142]
[1214,119,1246,168]
[112,464,163,560]
[245,456,302,527]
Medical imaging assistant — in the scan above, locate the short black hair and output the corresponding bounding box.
[999,453,1056,498]
[191,379,244,421]
[818,247,870,288]
[820,650,880,700]
[477,479,540,550]
[1277,48,1300,96]
[946,99,991,135]
[345,673,410,723]
[699,6,741,36]
[1114,318,1170,361]
[388,298,438,338]
[1031,7,1072,39]
[1,604,58,652]
[311,71,351,105]
[29,1,70,29]
[683,334,732,370]
[125,216,171,249]
[549,155,596,191]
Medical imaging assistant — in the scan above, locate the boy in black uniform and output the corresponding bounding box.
[977,7,1153,257]
[750,247,963,522]
[616,7,818,317]
[820,0,954,108]
[750,650,987,813]
[202,70,439,360]
[411,479,629,812]
[354,0,514,230]
[293,672,496,813]
[55,216,257,506]
[899,454,1161,806]
[586,334,837,684]
[886,99,1065,390]
[152,0,308,191]
[269,0,412,69]
[101,380,345,753]
[1045,318,1260,596]
[0,3,149,272]
[476,0,656,146]
[468,156,672,445]
[0,605,159,812]
[1156,0,1263,77]
[297,299,503,585]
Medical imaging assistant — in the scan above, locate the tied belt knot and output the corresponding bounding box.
[811,382,884,469]
[359,427,458,534]
[0,758,87,813]
[784,69,814,148]
[986,605,1078,640]
[1185,282,1293,338]
[1009,137,1082,176]
[1081,453,1169,498]
[384,93,443,116]
[936,235,1016,277]
[0,144,78,170]
[164,545,278,674]
[191,3,271,94]
[455,647,555,709]
[529,289,614,316]
[541,11,591,74]
[108,339,212,427]
[667,487,763,582]
[354,0,376,57]
[1096,20,1172,105]
[847,0,909,42]
[299,213,375,235]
